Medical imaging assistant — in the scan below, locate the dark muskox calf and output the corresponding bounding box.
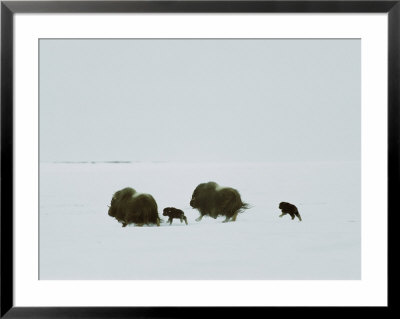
[163,207,188,225]
[278,202,302,221]
[190,181,249,223]
[108,187,160,227]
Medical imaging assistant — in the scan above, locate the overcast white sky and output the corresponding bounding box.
[39,39,360,163]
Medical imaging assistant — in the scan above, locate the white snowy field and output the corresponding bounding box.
[39,161,360,280]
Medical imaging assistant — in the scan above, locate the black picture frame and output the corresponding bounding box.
[1,0,396,317]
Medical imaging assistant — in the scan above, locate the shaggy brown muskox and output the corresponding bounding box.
[163,207,188,225]
[279,202,302,221]
[190,181,249,223]
[108,187,160,227]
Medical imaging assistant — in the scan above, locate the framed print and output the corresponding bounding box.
[1,0,396,317]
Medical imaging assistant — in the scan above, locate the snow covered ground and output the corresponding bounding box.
[39,161,360,280]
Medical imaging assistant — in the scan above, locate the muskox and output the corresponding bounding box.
[190,181,249,223]
[163,207,188,225]
[278,202,302,221]
[108,187,160,227]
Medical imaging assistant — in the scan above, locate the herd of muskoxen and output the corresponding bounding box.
[108,181,302,227]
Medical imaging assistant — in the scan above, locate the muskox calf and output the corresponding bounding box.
[108,187,160,227]
[163,207,188,225]
[190,181,249,223]
[278,202,302,221]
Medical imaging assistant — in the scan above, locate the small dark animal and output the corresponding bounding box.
[278,202,302,221]
[108,187,160,227]
[163,207,188,225]
[190,181,249,223]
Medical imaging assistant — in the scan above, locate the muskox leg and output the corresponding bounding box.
[231,211,239,222]
[122,222,127,227]
[222,216,230,223]
[168,217,173,225]
[180,217,183,223]
[183,216,188,225]
[295,213,302,222]
[157,218,161,227]
[195,215,204,222]
[279,213,286,218]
